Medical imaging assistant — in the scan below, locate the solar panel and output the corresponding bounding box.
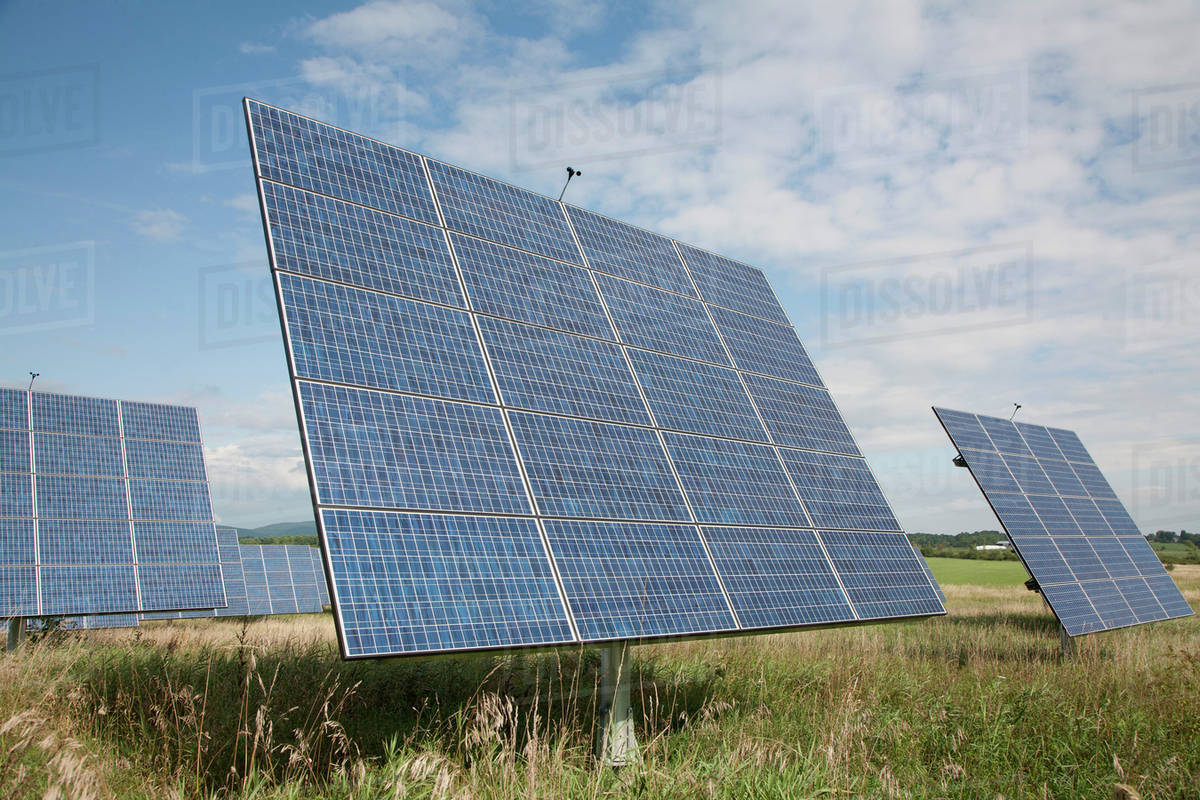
[231,544,324,616]
[934,407,1193,635]
[246,99,944,658]
[310,547,330,606]
[239,545,270,615]
[141,526,246,619]
[0,388,225,618]
[28,613,140,631]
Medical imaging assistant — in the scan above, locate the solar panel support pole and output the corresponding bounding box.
[1059,624,1075,659]
[596,642,639,767]
[6,618,26,652]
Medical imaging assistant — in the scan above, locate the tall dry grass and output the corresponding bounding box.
[0,566,1196,799]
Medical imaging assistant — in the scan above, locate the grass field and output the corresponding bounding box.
[2,563,1197,799]
[925,557,1030,587]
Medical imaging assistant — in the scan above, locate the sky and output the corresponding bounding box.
[0,0,1196,533]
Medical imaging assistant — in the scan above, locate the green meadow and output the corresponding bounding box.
[2,563,1197,800]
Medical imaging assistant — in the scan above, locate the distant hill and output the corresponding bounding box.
[233,520,318,546]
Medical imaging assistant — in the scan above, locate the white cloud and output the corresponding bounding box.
[131,208,187,241]
[266,0,1199,533]
[239,41,276,55]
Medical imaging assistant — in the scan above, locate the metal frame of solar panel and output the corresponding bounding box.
[141,526,248,619]
[0,388,226,619]
[933,407,1193,636]
[244,98,944,659]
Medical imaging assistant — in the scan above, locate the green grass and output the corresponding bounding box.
[926,555,1030,587]
[2,567,1197,799]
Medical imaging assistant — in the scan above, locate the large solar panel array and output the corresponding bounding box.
[239,545,325,615]
[934,408,1193,635]
[246,99,944,658]
[141,526,249,619]
[0,389,226,618]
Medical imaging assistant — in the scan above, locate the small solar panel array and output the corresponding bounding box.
[0,389,225,619]
[934,408,1193,635]
[240,544,326,615]
[245,99,944,658]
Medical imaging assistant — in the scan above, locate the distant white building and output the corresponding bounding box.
[975,542,1010,551]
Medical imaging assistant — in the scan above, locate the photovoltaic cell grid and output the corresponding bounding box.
[141,526,248,620]
[934,407,1192,635]
[237,545,326,616]
[0,388,225,618]
[246,98,944,658]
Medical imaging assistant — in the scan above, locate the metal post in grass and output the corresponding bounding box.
[5,618,27,652]
[595,642,639,766]
[1059,624,1076,659]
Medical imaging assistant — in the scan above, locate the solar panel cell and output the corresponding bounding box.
[565,205,696,296]
[38,520,132,564]
[778,450,900,531]
[426,160,581,263]
[38,475,128,520]
[298,381,529,514]
[34,433,123,477]
[676,243,790,323]
[703,526,855,628]
[628,349,767,442]
[0,519,35,564]
[0,567,37,616]
[279,272,494,403]
[741,374,859,455]
[708,306,823,387]
[40,565,138,615]
[0,389,27,430]
[34,394,119,437]
[663,433,809,527]
[509,412,690,522]
[0,473,32,518]
[247,100,439,224]
[262,179,464,307]
[596,273,730,366]
[818,530,944,619]
[0,429,30,472]
[452,233,612,339]
[479,316,651,426]
[123,440,208,481]
[321,509,574,656]
[119,402,202,443]
[544,520,736,640]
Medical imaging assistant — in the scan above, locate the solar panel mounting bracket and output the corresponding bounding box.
[952,454,968,468]
[1023,577,1040,593]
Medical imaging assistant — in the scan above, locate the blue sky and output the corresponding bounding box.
[0,0,1196,532]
